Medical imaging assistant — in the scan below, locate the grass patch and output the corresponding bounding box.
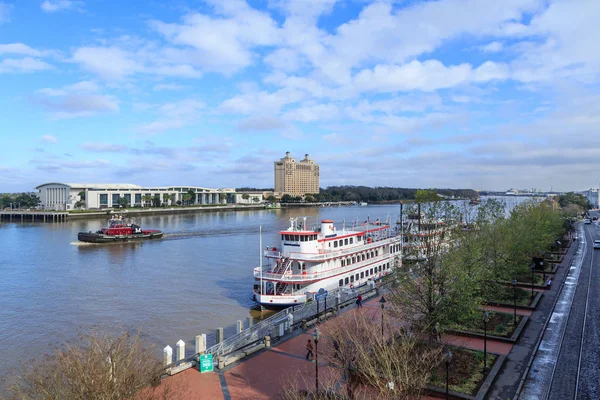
[430,348,498,395]
[449,311,522,338]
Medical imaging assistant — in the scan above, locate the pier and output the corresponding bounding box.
[0,210,68,223]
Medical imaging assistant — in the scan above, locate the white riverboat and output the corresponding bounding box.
[253,217,403,308]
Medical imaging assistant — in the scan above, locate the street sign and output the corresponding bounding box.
[315,288,328,300]
[199,354,213,373]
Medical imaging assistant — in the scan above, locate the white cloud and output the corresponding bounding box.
[41,135,57,143]
[34,80,117,119]
[237,116,286,131]
[41,0,82,13]
[0,57,52,73]
[80,143,127,152]
[480,41,504,53]
[0,43,50,57]
[136,98,205,135]
[220,88,306,114]
[282,103,340,123]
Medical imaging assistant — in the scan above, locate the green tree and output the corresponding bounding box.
[304,194,315,202]
[251,196,260,203]
[241,193,250,201]
[558,192,591,210]
[74,200,86,209]
[186,189,196,205]
[162,193,172,205]
[142,194,152,206]
[183,194,192,205]
[78,191,86,201]
[267,195,277,203]
[219,193,228,203]
[117,196,130,209]
[281,194,293,203]
[152,194,161,207]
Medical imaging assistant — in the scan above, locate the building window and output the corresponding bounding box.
[99,194,108,206]
[112,194,120,205]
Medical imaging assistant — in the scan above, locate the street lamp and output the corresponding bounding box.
[541,251,546,283]
[313,328,320,395]
[379,295,387,338]
[444,349,452,400]
[511,278,517,326]
[482,311,489,373]
[530,262,535,300]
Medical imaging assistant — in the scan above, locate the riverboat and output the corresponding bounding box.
[77,215,163,243]
[252,217,402,308]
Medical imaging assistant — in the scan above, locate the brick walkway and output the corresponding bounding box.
[157,288,520,399]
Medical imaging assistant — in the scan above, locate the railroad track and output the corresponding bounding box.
[545,222,596,399]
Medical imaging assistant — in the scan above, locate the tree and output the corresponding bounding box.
[267,195,277,203]
[117,197,130,209]
[78,191,86,201]
[142,194,153,206]
[186,189,196,205]
[162,194,172,205]
[74,200,86,209]
[152,194,161,207]
[7,329,188,400]
[281,194,293,203]
[558,192,591,210]
[252,196,260,203]
[241,193,250,201]
[219,193,228,203]
[182,194,192,206]
[304,194,315,203]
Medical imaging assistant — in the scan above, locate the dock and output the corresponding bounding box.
[0,210,68,223]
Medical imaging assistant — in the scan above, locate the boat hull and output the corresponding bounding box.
[77,231,163,243]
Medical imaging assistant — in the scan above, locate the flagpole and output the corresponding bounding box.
[260,225,263,295]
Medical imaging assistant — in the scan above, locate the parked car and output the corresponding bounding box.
[585,219,592,224]
[594,240,600,249]
[593,216,598,221]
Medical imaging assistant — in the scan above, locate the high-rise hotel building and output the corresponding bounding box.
[274,152,320,196]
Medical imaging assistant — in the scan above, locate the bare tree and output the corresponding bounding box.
[6,329,187,400]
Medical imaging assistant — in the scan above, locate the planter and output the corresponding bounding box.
[447,315,529,343]
[486,290,543,310]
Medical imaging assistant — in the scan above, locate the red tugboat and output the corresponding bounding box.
[78,215,163,243]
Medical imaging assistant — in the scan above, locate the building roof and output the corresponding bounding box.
[35,183,142,190]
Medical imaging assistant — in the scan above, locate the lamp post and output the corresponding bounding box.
[541,251,546,283]
[483,311,489,373]
[530,262,535,300]
[444,349,452,400]
[379,296,387,338]
[313,328,320,395]
[511,278,517,326]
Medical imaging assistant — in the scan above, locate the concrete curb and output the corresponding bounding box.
[447,315,529,344]
[486,290,543,311]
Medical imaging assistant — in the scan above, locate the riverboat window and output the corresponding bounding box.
[345,238,348,245]
[350,238,353,244]
[366,253,369,260]
[360,271,364,278]
[334,241,338,248]
[345,277,349,284]
[379,265,382,272]
[375,250,378,256]
[357,236,362,241]
[338,240,342,247]
[352,256,356,263]
[339,279,343,287]
[355,273,359,281]
[370,268,374,275]
[341,260,345,267]
[350,275,354,283]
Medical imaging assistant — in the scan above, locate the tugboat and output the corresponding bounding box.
[78,215,163,243]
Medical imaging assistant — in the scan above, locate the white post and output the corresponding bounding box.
[195,334,206,355]
[237,320,243,333]
[163,345,173,366]
[176,340,185,363]
[260,225,263,296]
[247,316,253,328]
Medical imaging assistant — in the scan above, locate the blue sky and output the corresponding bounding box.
[1,0,599,192]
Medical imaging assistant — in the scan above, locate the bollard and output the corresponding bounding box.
[279,322,285,337]
[336,292,341,312]
[216,327,224,344]
[195,334,206,356]
[163,345,173,367]
[264,335,271,348]
[247,316,253,328]
[218,356,225,370]
[287,313,294,334]
[237,320,243,334]
[176,340,185,363]
[302,319,307,330]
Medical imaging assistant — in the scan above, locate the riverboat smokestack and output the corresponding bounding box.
[321,219,335,236]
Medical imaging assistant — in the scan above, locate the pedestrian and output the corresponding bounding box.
[332,339,340,359]
[356,293,363,308]
[306,338,314,361]
[545,276,553,287]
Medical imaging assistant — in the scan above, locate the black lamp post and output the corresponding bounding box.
[313,328,320,395]
[530,262,535,300]
[483,311,489,373]
[511,278,517,326]
[444,349,452,400]
[379,296,387,338]
[541,251,546,283]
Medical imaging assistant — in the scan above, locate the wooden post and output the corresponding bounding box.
[176,340,185,363]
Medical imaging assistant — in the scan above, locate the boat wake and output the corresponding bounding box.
[70,241,98,246]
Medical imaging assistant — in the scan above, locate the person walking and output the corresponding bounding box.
[306,338,314,361]
[356,293,363,308]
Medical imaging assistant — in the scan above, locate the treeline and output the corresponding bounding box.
[0,193,41,209]
[279,186,478,203]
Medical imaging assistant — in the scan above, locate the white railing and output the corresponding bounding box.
[253,253,393,282]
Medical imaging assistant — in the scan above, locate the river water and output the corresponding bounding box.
[0,197,530,384]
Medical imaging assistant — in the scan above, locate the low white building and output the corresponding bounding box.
[233,192,265,205]
[35,183,236,210]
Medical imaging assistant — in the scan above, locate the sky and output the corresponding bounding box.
[0,0,599,193]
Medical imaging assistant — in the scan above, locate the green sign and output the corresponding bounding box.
[199,354,213,373]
